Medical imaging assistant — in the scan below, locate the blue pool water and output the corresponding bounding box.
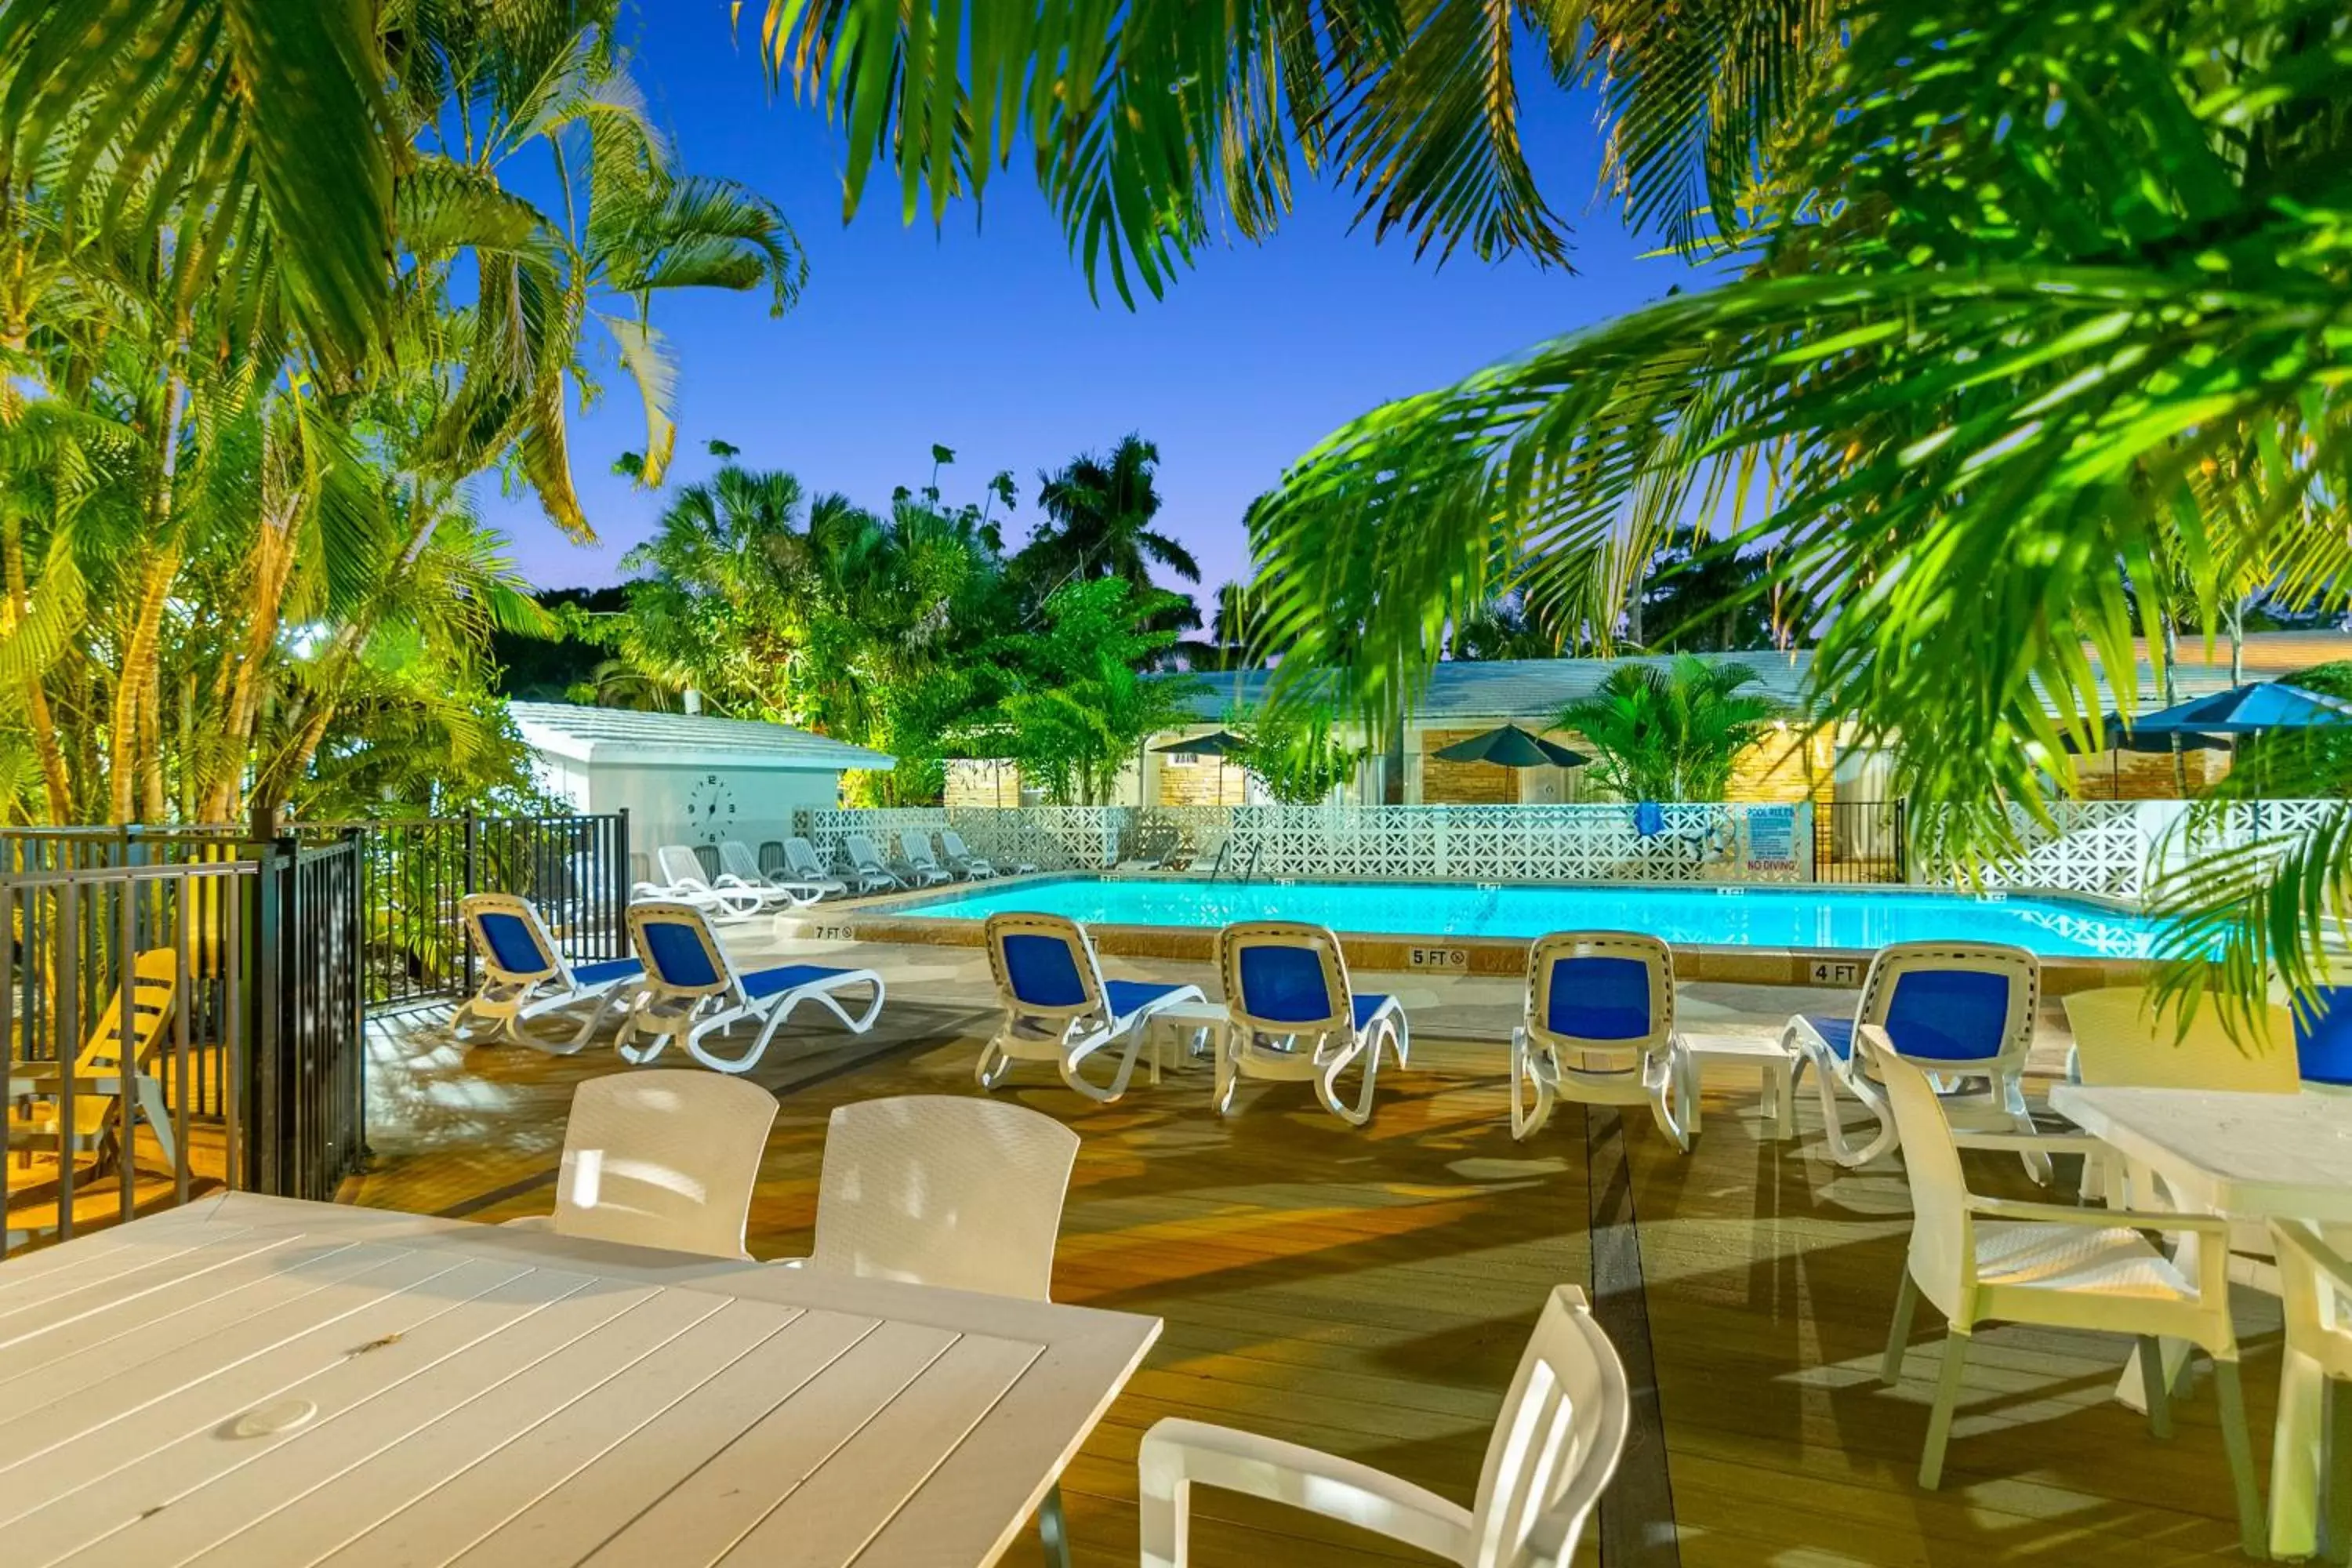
[895,877,2165,958]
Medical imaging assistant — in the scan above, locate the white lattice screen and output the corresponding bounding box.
[792,803,1817,884]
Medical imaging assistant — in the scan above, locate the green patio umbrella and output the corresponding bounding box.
[1432,724,1592,770]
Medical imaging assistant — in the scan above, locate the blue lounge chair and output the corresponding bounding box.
[980,912,1205,1102]
[1784,941,2045,1175]
[1216,920,1409,1126]
[454,893,644,1052]
[1511,931,1694,1151]
[619,901,885,1074]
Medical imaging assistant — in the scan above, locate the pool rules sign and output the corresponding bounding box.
[1738,804,1812,881]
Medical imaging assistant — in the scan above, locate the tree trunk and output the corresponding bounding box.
[2158,606,2187,794]
[204,489,301,822]
[109,376,187,824]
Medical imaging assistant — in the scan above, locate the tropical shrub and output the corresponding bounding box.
[1231,703,1362,806]
[1559,658,1784,804]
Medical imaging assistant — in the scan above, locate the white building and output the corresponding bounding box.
[511,702,894,850]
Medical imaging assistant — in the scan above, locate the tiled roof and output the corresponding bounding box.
[510,702,895,770]
[1166,632,2352,725]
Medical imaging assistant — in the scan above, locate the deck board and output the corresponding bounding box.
[340,992,2278,1566]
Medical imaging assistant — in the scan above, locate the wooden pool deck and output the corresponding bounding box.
[332,941,2276,1566]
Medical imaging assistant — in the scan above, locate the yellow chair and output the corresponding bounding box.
[9,948,182,1172]
[2063,984,2296,1297]
[2063,985,2299,1094]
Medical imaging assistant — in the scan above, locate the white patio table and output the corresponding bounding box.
[0,1190,1159,1568]
[2049,1083,2352,1559]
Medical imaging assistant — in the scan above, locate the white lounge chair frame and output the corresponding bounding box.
[505,1070,777,1258]
[979,912,1206,1102]
[2270,1218,2352,1563]
[841,833,905,893]
[452,892,644,1052]
[1141,1284,1628,1568]
[1867,1029,2263,1552]
[779,837,850,898]
[937,829,1000,879]
[1511,931,1695,1152]
[895,829,955,887]
[617,900,885,1073]
[1215,920,1408,1127]
[716,838,826,907]
[1784,941,2044,1175]
[633,844,767,922]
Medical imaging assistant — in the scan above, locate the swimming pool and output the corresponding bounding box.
[891,877,2165,958]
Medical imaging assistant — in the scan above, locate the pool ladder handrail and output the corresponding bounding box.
[1209,838,1261,884]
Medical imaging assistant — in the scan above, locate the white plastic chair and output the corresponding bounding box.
[1140,1284,1628,1568]
[1784,941,2045,1176]
[633,844,766,922]
[780,837,850,898]
[503,1070,776,1258]
[1867,1028,2263,1552]
[617,901,885,1073]
[716,839,826,907]
[1511,931,1695,1152]
[2270,1218,2352,1563]
[841,833,905,892]
[786,1095,1083,1563]
[1216,921,1408,1127]
[2065,985,2298,1289]
[980,913,1206,1102]
[452,893,644,1051]
[896,829,955,886]
[938,828,1000,879]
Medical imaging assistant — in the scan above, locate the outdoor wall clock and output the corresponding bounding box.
[683,772,739,843]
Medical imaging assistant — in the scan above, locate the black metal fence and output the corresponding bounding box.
[0,837,367,1255]
[2,811,627,1252]
[296,812,630,1010]
[1815,799,1908,884]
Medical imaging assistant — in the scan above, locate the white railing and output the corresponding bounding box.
[796,803,1816,884]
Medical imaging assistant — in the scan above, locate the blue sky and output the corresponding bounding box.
[488,12,1710,602]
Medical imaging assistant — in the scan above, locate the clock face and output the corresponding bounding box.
[682,772,739,844]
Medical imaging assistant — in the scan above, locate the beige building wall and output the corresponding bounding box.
[1726,723,1837,805]
[945,759,1024,808]
[1156,755,1251,807]
[2072,746,2228,800]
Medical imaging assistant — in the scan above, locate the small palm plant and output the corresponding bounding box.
[1559,658,1782,804]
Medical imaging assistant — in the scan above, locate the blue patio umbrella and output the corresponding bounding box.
[2129,681,2352,735]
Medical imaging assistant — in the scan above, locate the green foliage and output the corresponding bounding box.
[1231,702,1362,805]
[987,579,1207,805]
[752,0,1644,303]
[1559,657,1783,803]
[1015,435,1200,636]
[1635,529,1785,652]
[0,1,806,825]
[595,462,1014,803]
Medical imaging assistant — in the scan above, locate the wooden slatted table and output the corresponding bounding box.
[0,1192,1159,1567]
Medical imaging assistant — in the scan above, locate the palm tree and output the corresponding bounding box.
[0,1,805,828]
[1019,436,1201,601]
[1559,658,1784,804]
